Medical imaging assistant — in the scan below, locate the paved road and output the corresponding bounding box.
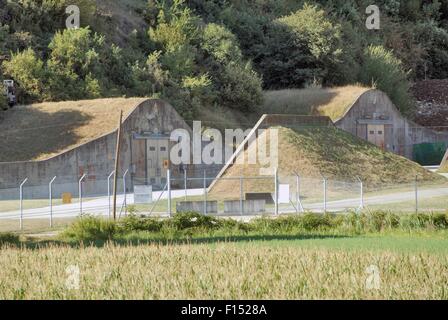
[0,186,446,220]
[0,189,204,220]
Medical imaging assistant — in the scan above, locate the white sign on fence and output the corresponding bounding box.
[134,185,153,204]
[278,184,290,204]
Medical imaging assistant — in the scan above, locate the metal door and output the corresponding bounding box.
[367,124,385,149]
[147,138,170,186]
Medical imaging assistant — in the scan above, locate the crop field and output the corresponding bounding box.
[1,211,448,300]
[1,235,448,300]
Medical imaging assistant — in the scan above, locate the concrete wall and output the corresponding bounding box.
[335,90,448,159]
[0,99,221,199]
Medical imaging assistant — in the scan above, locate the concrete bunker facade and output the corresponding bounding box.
[0,99,217,199]
[334,89,448,160]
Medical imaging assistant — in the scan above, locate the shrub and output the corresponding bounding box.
[365,211,400,232]
[60,215,118,241]
[399,213,448,230]
[273,3,343,87]
[2,48,46,102]
[430,213,448,228]
[170,212,221,230]
[251,214,334,233]
[359,45,413,114]
[0,94,9,110]
[217,62,263,112]
[0,232,20,244]
[300,213,333,231]
[119,214,163,232]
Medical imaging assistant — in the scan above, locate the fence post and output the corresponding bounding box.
[357,176,364,211]
[167,169,171,217]
[274,168,279,216]
[78,174,86,216]
[107,171,115,219]
[123,169,129,216]
[19,178,28,231]
[203,170,207,215]
[49,176,56,228]
[184,168,187,201]
[324,177,327,212]
[415,175,418,214]
[295,174,299,213]
[240,176,244,216]
[295,173,304,213]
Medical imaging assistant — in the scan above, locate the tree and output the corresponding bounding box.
[201,23,243,64]
[46,27,105,100]
[359,45,412,114]
[2,48,45,102]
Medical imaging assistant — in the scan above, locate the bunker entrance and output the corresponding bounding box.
[132,133,171,190]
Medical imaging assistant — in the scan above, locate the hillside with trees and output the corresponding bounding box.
[1,0,448,120]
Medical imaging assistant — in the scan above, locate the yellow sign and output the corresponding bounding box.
[163,159,169,169]
[62,193,72,204]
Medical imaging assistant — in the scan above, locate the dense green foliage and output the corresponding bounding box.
[1,0,448,115]
[59,211,448,242]
[0,232,20,244]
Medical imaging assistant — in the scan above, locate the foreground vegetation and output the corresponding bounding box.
[49,211,448,242]
[1,211,448,299]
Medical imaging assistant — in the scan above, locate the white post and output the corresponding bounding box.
[240,176,244,216]
[19,178,28,231]
[324,178,327,212]
[415,175,418,214]
[123,169,129,215]
[107,171,115,219]
[203,170,207,215]
[274,168,279,216]
[296,174,304,213]
[167,169,172,217]
[49,176,56,228]
[78,174,87,216]
[184,168,187,201]
[358,177,364,211]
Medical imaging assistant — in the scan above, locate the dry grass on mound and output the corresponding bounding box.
[209,126,444,199]
[262,85,370,121]
[0,98,147,162]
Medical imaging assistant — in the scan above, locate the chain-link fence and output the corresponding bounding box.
[1,169,447,233]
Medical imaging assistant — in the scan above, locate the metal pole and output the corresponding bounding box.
[274,168,279,216]
[123,169,129,216]
[112,110,123,221]
[167,169,171,217]
[203,170,207,215]
[184,168,187,201]
[107,171,115,219]
[323,176,327,213]
[79,174,86,216]
[49,176,56,228]
[295,175,299,213]
[415,175,418,214]
[19,178,28,231]
[357,176,364,211]
[240,176,244,216]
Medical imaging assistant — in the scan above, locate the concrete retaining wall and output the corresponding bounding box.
[176,201,218,214]
[224,200,266,214]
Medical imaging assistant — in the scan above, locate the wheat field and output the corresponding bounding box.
[1,242,447,300]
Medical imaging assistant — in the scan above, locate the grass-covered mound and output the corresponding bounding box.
[210,126,444,199]
[262,86,369,121]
